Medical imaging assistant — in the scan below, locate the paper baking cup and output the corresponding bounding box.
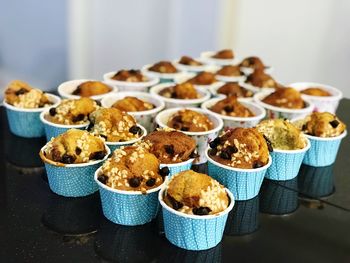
[201,98,266,129]
[150,83,211,109]
[57,79,117,100]
[159,159,194,178]
[173,60,218,73]
[159,187,234,251]
[3,94,61,138]
[240,66,274,76]
[141,64,185,83]
[265,138,310,181]
[156,107,224,164]
[253,91,314,120]
[101,92,164,132]
[289,82,342,114]
[216,74,246,83]
[302,131,347,167]
[40,110,89,141]
[105,124,147,152]
[40,145,110,197]
[241,82,276,94]
[200,51,238,66]
[206,151,272,200]
[94,167,165,226]
[103,71,159,92]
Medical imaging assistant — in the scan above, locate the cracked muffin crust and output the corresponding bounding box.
[209,95,254,117]
[111,69,148,82]
[167,109,214,132]
[262,88,305,109]
[72,81,112,97]
[112,96,155,112]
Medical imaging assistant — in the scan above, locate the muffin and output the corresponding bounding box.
[179,56,203,66]
[262,88,305,109]
[111,69,148,82]
[216,82,253,98]
[209,95,254,117]
[300,88,331,97]
[72,81,112,97]
[239,57,265,71]
[208,128,270,169]
[188,72,217,85]
[148,61,178,74]
[111,96,155,112]
[167,109,214,132]
[159,82,200,99]
[163,170,229,215]
[216,65,244,77]
[212,49,234,59]
[246,70,281,89]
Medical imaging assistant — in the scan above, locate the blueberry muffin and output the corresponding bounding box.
[262,88,305,109]
[179,56,203,66]
[246,70,280,89]
[239,56,265,71]
[188,72,217,85]
[72,81,112,97]
[217,82,253,98]
[163,170,229,215]
[45,98,100,125]
[148,61,178,73]
[159,82,200,99]
[301,88,331,97]
[5,80,52,108]
[112,96,155,112]
[111,69,148,82]
[209,96,254,117]
[216,65,244,77]
[212,49,234,59]
[42,129,107,164]
[208,127,270,169]
[167,109,214,132]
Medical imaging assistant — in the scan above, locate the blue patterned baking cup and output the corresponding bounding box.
[266,138,310,181]
[159,159,194,178]
[3,94,61,138]
[40,110,89,141]
[159,187,234,251]
[259,178,298,215]
[95,167,165,226]
[302,131,347,167]
[206,150,272,201]
[40,145,110,197]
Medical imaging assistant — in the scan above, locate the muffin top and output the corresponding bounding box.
[97,143,166,192]
[143,130,196,163]
[179,56,203,66]
[45,98,99,125]
[256,119,307,150]
[262,88,305,109]
[159,82,200,99]
[164,170,229,215]
[217,82,253,98]
[216,65,244,77]
[188,71,217,85]
[112,96,155,112]
[72,81,112,97]
[149,61,178,74]
[167,109,214,132]
[209,128,270,169]
[209,96,254,117]
[239,56,265,71]
[5,80,52,108]
[246,70,280,89]
[296,112,346,138]
[111,69,148,82]
[42,129,107,164]
[89,108,142,142]
[211,49,234,59]
[300,87,331,97]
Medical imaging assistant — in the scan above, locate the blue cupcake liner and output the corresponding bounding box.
[303,131,346,167]
[160,159,194,177]
[95,167,163,226]
[159,187,234,251]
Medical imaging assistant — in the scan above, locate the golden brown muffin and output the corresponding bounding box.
[167,109,214,132]
[45,98,99,125]
[143,130,196,163]
[97,142,166,192]
[297,112,346,138]
[209,96,254,117]
[256,119,307,150]
[246,70,281,89]
[159,82,200,99]
[89,108,142,142]
[179,56,203,66]
[112,96,154,112]
[148,61,178,73]
[301,88,331,97]
[217,82,253,98]
[262,88,305,109]
[73,81,112,97]
[188,72,217,85]
[216,65,244,77]
[209,128,270,169]
[164,170,229,215]
[42,129,107,164]
[111,69,148,82]
[239,56,265,71]
[212,49,234,59]
[5,80,52,108]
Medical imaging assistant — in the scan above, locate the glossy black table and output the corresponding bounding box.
[1,101,350,263]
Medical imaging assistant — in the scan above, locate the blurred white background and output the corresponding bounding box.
[1,0,350,98]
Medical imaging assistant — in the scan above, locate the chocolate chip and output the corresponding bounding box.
[100,134,108,140]
[173,116,183,123]
[209,137,221,148]
[226,145,238,154]
[263,135,273,152]
[95,100,101,106]
[181,127,189,131]
[193,207,211,216]
[164,145,174,155]
[171,91,178,98]
[72,114,85,123]
[189,151,198,159]
[330,119,339,128]
[146,178,156,187]
[159,167,170,177]
[87,122,94,131]
[224,105,234,113]
[61,154,76,164]
[302,124,307,131]
[210,148,217,156]
[220,151,231,160]
[72,87,81,95]
[253,161,263,169]
[15,88,28,96]
[129,69,138,74]
[75,147,82,155]
[129,125,142,135]
[167,195,183,210]
[89,151,105,160]
[98,174,108,184]
[129,177,141,188]
[49,107,57,116]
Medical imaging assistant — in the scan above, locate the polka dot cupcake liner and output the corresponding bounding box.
[158,187,234,251]
[206,150,272,201]
[94,167,164,226]
[160,158,194,178]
